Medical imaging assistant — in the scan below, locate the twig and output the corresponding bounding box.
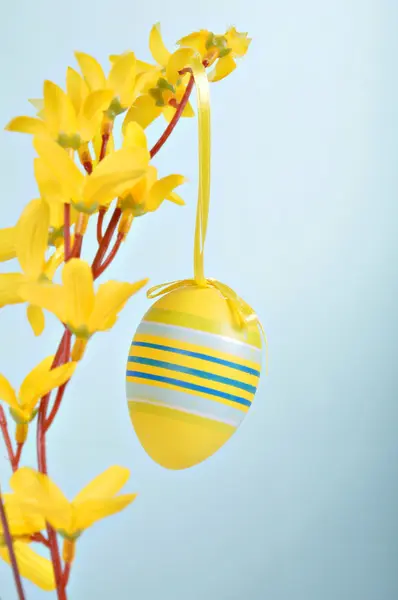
[96,208,106,244]
[91,208,122,277]
[36,330,69,600]
[94,233,123,278]
[14,443,23,468]
[0,407,15,471]
[63,562,72,588]
[99,133,110,162]
[0,486,26,599]
[44,330,72,432]
[30,532,50,548]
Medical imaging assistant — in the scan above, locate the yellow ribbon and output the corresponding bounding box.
[147,56,268,372]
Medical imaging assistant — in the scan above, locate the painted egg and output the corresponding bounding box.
[126,285,262,470]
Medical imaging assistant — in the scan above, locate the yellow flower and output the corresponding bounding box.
[123,23,195,131]
[119,122,186,217]
[0,198,61,334]
[0,542,56,591]
[10,466,137,541]
[20,258,148,345]
[178,26,251,82]
[33,134,149,213]
[0,356,76,427]
[0,493,45,540]
[74,51,152,122]
[5,78,112,149]
[0,494,55,591]
[34,157,79,245]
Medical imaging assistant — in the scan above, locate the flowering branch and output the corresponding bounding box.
[96,208,106,244]
[0,24,251,597]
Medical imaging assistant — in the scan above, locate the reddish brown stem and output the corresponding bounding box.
[0,487,26,599]
[82,161,93,175]
[14,443,23,468]
[36,330,69,600]
[64,204,71,261]
[70,234,83,259]
[44,330,71,432]
[99,133,110,161]
[47,526,66,599]
[95,232,123,278]
[0,406,16,470]
[150,74,194,158]
[63,562,72,588]
[44,382,68,433]
[30,532,50,548]
[92,207,122,277]
[96,208,106,244]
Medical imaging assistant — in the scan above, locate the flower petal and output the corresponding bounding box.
[149,23,171,67]
[19,356,76,410]
[83,90,113,121]
[73,495,137,531]
[166,48,195,84]
[0,542,56,591]
[0,273,25,308]
[75,52,106,91]
[73,466,130,503]
[0,227,17,262]
[182,100,195,118]
[122,95,162,131]
[225,27,251,56]
[83,147,149,209]
[0,374,18,410]
[29,98,44,114]
[167,191,185,206]
[34,157,66,206]
[5,116,47,135]
[107,52,136,107]
[43,80,77,137]
[27,305,45,336]
[2,494,46,536]
[10,468,71,533]
[16,199,49,280]
[66,67,88,115]
[78,90,113,141]
[89,279,148,333]
[19,281,67,323]
[33,136,84,201]
[146,174,186,212]
[122,121,148,151]
[208,54,236,82]
[177,31,209,57]
[62,259,95,331]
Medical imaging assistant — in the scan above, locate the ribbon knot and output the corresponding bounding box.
[147,278,268,374]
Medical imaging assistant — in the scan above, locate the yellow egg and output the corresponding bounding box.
[126,285,263,470]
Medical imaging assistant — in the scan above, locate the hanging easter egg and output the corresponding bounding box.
[126,284,263,470]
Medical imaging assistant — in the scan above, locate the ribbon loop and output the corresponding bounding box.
[146,55,268,373]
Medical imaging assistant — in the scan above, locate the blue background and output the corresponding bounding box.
[1,0,397,598]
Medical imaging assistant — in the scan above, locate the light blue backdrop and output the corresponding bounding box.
[1,0,397,598]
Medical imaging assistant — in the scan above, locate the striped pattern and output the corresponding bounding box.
[126,286,263,469]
